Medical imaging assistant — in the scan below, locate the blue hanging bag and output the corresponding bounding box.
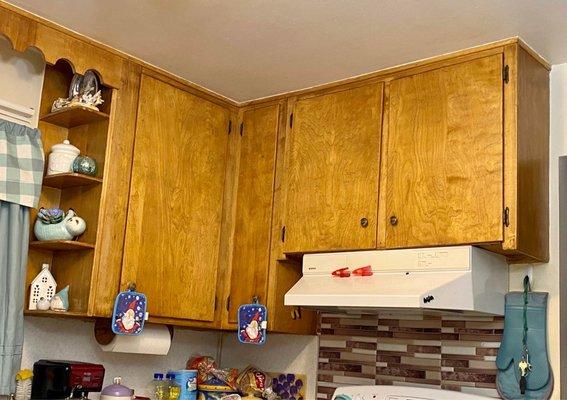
[111,283,148,335]
[496,277,553,399]
[237,297,267,345]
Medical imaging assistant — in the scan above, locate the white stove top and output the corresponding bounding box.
[332,385,494,400]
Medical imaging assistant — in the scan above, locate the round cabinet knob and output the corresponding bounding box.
[360,217,369,228]
[389,215,398,226]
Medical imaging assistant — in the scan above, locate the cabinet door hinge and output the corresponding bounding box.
[239,122,244,136]
[214,296,218,310]
[226,295,231,311]
[503,65,510,84]
[281,226,286,242]
[289,113,294,128]
[503,207,510,227]
[228,120,232,134]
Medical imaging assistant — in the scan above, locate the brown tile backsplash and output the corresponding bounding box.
[316,311,504,399]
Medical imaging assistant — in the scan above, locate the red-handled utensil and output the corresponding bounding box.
[352,265,373,276]
[332,267,351,277]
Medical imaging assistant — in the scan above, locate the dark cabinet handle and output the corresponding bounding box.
[291,307,302,320]
[390,215,398,226]
[360,217,369,228]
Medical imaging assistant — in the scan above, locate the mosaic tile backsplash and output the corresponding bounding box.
[317,311,504,399]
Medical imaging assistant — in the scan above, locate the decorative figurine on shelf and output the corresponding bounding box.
[72,155,98,176]
[51,69,104,112]
[47,140,80,175]
[29,263,57,310]
[112,283,148,335]
[237,297,268,345]
[34,208,86,241]
[50,285,70,312]
[36,297,51,311]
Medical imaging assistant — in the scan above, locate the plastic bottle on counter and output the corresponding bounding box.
[166,373,180,400]
[152,373,167,400]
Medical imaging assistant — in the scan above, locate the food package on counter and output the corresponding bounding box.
[187,356,238,389]
[187,356,217,385]
[236,366,279,399]
[196,375,239,400]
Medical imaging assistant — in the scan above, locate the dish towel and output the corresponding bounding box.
[0,119,44,208]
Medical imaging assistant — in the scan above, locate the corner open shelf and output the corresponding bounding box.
[29,240,95,251]
[43,173,103,189]
[25,309,89,318]
[26,59,114,318]
[40,106,109,128]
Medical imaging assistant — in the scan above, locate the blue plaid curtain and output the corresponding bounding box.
[0,119,43,395]
[0,201,29,395]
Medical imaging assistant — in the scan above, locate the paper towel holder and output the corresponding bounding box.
[94,318,174,345]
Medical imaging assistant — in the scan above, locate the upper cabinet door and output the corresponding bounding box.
[383,55,504,248]
[284,83,384,253]
[122,75,230,322]
[227,105,279,324]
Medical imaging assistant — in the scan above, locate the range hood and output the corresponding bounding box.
[284,246,508,315]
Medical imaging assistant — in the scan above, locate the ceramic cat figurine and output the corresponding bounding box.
[34,208,86,241]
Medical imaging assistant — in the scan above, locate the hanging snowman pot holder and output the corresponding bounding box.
[238,299,268,345]
[111,284,148,335]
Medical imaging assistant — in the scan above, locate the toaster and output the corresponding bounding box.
[31,360,105,399]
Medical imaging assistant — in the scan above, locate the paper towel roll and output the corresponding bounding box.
[95,321,172,355]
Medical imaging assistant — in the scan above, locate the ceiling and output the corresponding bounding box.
[6,0,567,102]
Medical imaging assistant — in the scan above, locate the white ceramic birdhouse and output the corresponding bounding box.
[29,263,57,310]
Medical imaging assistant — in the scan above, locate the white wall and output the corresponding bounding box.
[509,62,567,399]
[22,318,221,398]
[19,319,319,399]
[0,36,44,127]
[220,333,318,399]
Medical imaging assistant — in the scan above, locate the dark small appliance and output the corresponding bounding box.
[31,360,105,399]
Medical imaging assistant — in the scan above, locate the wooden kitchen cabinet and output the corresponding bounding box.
[283,83,384,254]
[379,47,549,263]
[223,103,316,334]
[382,55,504,248]
[224,104,279,324]
[4,0,546,330]
[121,74,231,323]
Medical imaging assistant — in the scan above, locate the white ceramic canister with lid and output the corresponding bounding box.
[47,139,80,175]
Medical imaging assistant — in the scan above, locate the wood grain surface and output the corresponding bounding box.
[284,83,384,253]
[384,55,504,247]
[34,24,123,88]
[227,105,279,323]
[121,74,230,322]
[0,7,35,52]
[501,45,550,263]
[89,61,142,316]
